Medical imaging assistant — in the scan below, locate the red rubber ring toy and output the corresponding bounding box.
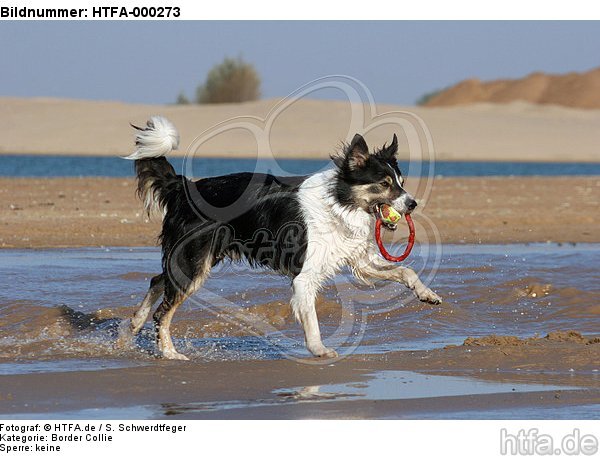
[375,213,415,262]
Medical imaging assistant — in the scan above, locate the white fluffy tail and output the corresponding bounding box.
[125,116,180,160]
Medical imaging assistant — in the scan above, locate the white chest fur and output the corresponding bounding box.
[297,170,374,279]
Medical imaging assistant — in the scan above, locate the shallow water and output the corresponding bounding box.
[273,370,579,401]
[1,244,598,419]
[2,155,600,178]
[0,359,149,376]
[411,404,600,420]
[0,243,598,362]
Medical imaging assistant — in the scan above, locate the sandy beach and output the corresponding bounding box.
[1,97,600,162]
[0,176,598,248]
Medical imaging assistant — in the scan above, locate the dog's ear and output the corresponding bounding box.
[389,133,398,155]
[346,134,370,170]
[378,134,398,160]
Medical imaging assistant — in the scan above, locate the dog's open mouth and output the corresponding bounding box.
[375,203,401,231]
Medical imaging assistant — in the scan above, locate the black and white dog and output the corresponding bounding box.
[121,116,441,360]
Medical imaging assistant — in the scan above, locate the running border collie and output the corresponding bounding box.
[120,116,441,360]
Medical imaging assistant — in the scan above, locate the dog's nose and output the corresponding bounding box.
[407,199,417,211]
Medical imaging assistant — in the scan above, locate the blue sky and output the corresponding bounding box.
[1,21,598,105]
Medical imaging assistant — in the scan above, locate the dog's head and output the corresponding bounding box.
[331,133,416,230]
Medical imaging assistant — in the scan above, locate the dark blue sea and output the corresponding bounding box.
[1,155,599,177]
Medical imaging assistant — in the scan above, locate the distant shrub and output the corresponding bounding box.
[196,57,261,104]
[175,91,190,105]
[416,88,442,106]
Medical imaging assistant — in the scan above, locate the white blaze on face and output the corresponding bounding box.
[386,164,414,213]
[387,163,404,188]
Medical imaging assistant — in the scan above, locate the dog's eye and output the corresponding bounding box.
[381,181,390,188]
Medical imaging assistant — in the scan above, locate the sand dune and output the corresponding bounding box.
[424,67,600,110]
[1,96,599,162]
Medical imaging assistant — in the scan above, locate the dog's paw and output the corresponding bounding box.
[307,343,338,359]
[417,288,442,305]
[318,348,338,359]
[161,350,190,361]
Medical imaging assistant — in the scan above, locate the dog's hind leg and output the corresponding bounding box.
[116,274,165,348]
[153,255,212,361]
[152,291,189,360]
[290,273,337,358]
[131,274,165,335]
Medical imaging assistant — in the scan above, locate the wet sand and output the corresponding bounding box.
[1,176,599,248]
[0,337,598,418]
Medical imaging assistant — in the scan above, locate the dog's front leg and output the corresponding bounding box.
[354,252,442,304]
[290,274,337,358]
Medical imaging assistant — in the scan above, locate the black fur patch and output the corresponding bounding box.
[331,134,405,210]
[139,167,310,280]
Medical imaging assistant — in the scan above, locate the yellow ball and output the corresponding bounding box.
[380,204,401,224]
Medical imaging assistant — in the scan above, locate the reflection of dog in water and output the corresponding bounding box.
[118,116,441,360]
